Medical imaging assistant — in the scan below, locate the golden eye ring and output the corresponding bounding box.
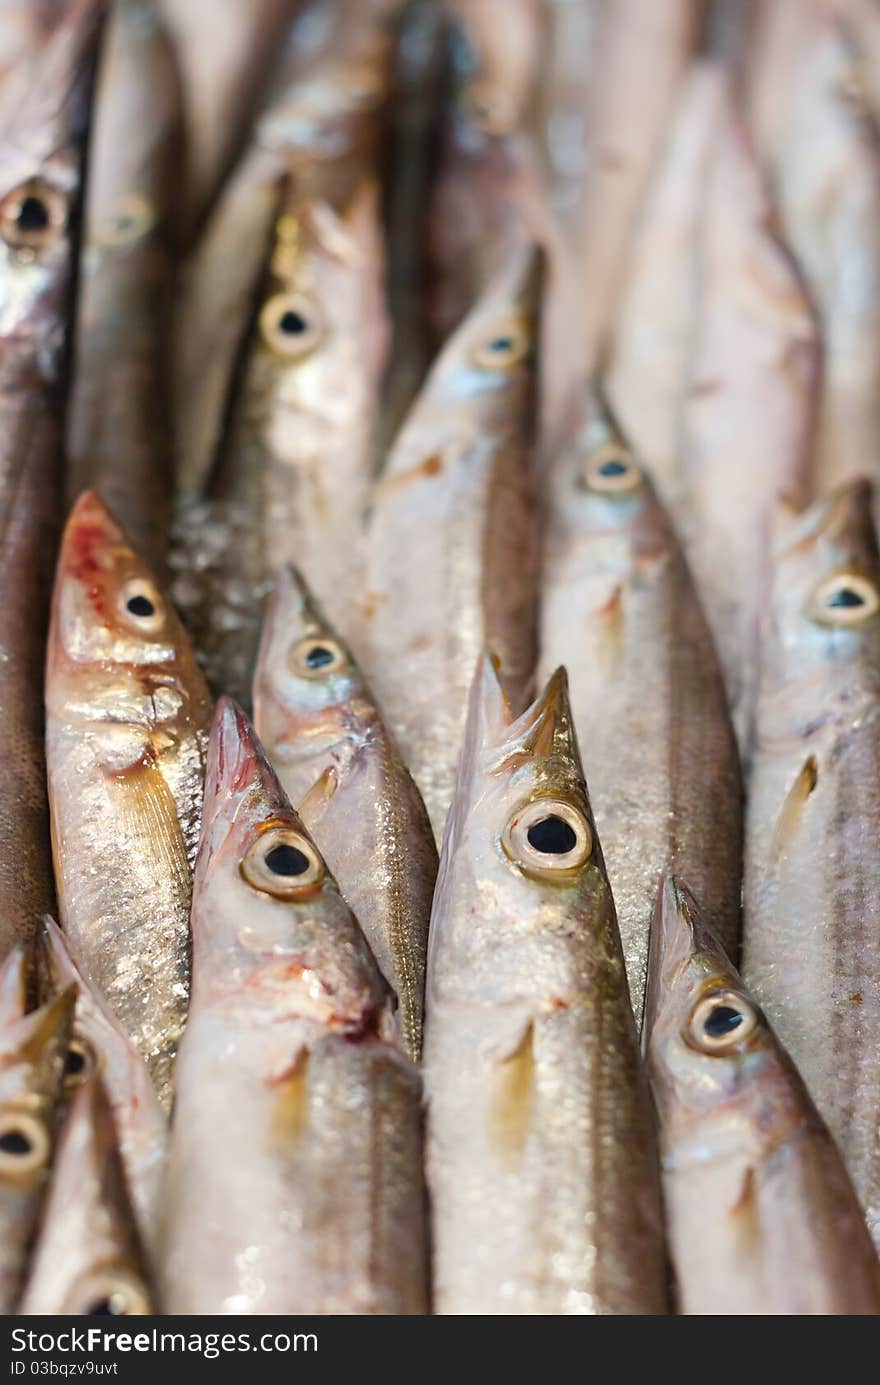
[259,292,324,359]
[0,1112,50,1179]
[288,635,347,679]
[63,1035,97,1093]
[687,990,759,1054]
[806,572,880,628]
[117,579,165,633]
[464,79,517,135]
[581,443,643,494]
[0,180,68,253]
[96,194,157,249]
[241,825,325,899]
[70,1270,152,1316]
[502,799,592,880]
[471,316,531,371]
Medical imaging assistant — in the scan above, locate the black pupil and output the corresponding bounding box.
[827,586,865,609]
[526,815,577,855]
[126,594,155,618]
[87,1299,122,1316]
[16,196,49,232]
[599,458,629,477]
[305,644,335,669]
[65,1046,86,1077]
[0,1129,31,1155]
[265,843,310,876]
[279,310,308,336]
[704,1004,743,1039]
[489,336,513,354]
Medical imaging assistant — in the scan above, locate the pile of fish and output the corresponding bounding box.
[2,0,880,1317]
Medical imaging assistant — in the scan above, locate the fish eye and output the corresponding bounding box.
[97,194,156,248]
[471,316,530,371]
[0,179,68,253]
[72,1271,152,1316]
[806,572,880,627]
[288,635,347,679]
[0,1112,50,1178]
[687,990,759,1054]
[343,62,384,109]
[259,291,324,359]
[63,1036,96,1092]
[582,444,643,494]
[502,799,592,880]
[117,579,165,633]
[464,80,516,134]
[241,825,325,899]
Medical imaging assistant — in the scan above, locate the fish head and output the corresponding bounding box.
[644,877,782,1126]
[430,658,611,997]
[193,699,390,1034]
[51,1077,153,1316]
[393,243,543,469]
[0,0,103,355]
[37,919,114,1103]
[764,480,880,696]
[256,181,387,445]
[255,566,372,749]
[260,0,397,162]
[0,985,75,1199]
[48,492,204,732]
[556,385,672,580]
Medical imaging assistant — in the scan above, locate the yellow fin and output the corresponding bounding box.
[770,756,818,864]
[489,1021,534,1168]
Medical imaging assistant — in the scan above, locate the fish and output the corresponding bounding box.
[743,479,880,1252]
[646,875,880,1314]
[19,1074,154,1315]
[839,0,880,123]
[607,62,725,512]
[157,0,297,233]
[66,0,182,578]
[380,0,448,451]
[253,566,438,1061]
[430,83,577,464]
[173,151,285,499]
[572,0,703,366]
[772,20,880,498]
[423,659,668,1315]
[0,1,58,88]
[447,0,549,136]
[254,0,403,211]
[681,85,819,756]
[427,16,545,349]
[0,952,74,1312]
[538,390,742,1026]
[159,699,428,1315]
[37,918,167,1259]
[173,180,388,711]
[361,245,542,845]
[745,0,828,168]
[0,0,103,959]
[45,491,212,1112]
[172,0,401,499]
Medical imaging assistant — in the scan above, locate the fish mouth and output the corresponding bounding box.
[643,874,699,1045]
[57,490,126,589]
[488,665,574,774]
[8,983,77,1064]
[262,565,326,652]
[205,697,267,809]
[775,478,875,560]
[0,948,27,1027]
[201,698,299,860]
